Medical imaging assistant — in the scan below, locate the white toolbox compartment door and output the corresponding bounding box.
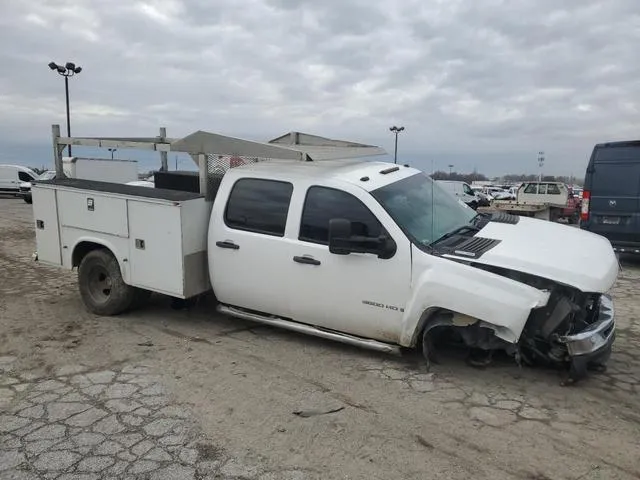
[58,190,129,237]
[32,187,62,266]
[128,201,184,296]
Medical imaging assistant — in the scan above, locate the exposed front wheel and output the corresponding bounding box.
[78,249,135,315]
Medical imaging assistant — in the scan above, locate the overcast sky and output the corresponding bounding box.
[0,0,638,176]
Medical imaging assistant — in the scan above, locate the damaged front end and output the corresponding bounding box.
[423,265,616,384]
[519,288,615,383]
[473,266,615,383]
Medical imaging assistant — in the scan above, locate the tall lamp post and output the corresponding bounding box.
[537,151,545,181]
[448,164,454,176]
[108,148,117,160]
[389,126,405,164]
[48,61,82,157]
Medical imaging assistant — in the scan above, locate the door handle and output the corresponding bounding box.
[293,255,321,266]
[216,240,239,250]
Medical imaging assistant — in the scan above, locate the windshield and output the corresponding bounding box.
[38,171,56,180]
[372,173,476,246]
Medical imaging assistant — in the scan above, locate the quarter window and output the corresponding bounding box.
[300,187,383,244]
[523,183,538,194]
[225,178,293,236]
[547,184,561,194]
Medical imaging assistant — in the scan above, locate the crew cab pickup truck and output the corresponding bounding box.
[32,160,618,381]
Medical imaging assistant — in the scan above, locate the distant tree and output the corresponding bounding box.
[430,170,488,183]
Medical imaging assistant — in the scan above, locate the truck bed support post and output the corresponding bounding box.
[52,124,65,178]
[198,153,207,197]
[159,127,168,171]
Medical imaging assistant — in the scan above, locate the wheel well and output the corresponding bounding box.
[72,242,108,268]
[410,307,447,347]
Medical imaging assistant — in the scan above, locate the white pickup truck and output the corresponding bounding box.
[32,160,618,381]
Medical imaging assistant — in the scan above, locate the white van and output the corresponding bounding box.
[436,180,478,209]
[0,165,38,195]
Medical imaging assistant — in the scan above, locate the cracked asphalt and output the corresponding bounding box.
[1,197,640,479]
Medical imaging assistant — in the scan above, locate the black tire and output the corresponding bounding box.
[23,195,32,204]
[78,249,136,315]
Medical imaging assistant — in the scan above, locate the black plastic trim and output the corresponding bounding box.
[379,166,400,175]
[293,256,321,265]
[489,212,520,225]
[216,241,239,250]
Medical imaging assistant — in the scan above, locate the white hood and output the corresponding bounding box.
[445,217,619,293]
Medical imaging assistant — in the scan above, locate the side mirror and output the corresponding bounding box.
[328,218,396,259]
[328,218,352,255]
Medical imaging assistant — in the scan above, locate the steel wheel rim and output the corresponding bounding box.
[87,265,113,304]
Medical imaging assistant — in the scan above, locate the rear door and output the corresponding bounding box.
[209,177,294,319]
[586,144,640,245]
[0,166,18,193]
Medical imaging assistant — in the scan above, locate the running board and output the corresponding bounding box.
[217,305,401,355]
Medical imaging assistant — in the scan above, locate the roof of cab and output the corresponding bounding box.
[228,159,421,191]
[0,164,38,173]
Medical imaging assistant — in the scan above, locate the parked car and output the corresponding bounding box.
[19,170,56,203]
[492,186,517,200]
[471,189,491,207]
[32,159,618,381]
[0,165,38,196]
[580,140,640,254]
[436,180,478,209]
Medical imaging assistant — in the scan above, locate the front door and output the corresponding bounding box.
[288,185,411,344]
[209,177,294,319]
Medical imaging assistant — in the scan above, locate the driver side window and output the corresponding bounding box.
[299,186,383,244]
[18,171,34,182]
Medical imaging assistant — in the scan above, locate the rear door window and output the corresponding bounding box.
[225,178,293,236]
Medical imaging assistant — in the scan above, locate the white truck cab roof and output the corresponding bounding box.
[228,159,420,192]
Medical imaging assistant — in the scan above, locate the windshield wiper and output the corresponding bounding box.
[429,224,480,246]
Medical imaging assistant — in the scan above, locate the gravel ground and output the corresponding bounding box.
[1,196,639,480]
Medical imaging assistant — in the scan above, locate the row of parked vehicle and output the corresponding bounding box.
[434,141,640,254]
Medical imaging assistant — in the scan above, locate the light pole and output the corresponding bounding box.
[448,164,454,176]
[537,151,545,181]
[108,148,117,160]
[48,61,82,157]
[389,126,405,164]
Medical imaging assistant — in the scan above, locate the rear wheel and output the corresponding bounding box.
[78,249,135,315]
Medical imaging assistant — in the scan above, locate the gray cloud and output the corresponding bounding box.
[0,0,638,176]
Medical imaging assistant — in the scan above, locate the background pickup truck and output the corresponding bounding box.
[32,159,618,382]
[493,181,581,223]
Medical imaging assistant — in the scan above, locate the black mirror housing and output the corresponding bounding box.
[328,218,396,259]
[328,218,352,255]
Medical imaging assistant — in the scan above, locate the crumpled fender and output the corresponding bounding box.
[399,249,550,347]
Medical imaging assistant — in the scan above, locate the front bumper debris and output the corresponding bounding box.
[558,294,615,382]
